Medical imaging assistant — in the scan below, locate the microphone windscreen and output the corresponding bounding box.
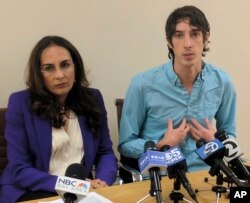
[214,129,228,141]
[65,163,87,180]
[160,145,170,152]
[214,129,226,135]
[196,138,206,148]
[144,141,156,152]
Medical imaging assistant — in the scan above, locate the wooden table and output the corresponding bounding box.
[20,170,230,203]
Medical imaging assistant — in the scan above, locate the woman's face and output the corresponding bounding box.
[40,45,75,104]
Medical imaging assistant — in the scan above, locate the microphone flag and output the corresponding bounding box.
[138,150,167,175]
[164,146,187,179]
[196,138,225,161]
[55,176,91,202]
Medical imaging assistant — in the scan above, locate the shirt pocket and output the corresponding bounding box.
[192,87,221,120]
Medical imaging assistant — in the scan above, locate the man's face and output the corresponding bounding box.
[169,19,209,68]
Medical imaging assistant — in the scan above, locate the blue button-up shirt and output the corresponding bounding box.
[118,60,236,172]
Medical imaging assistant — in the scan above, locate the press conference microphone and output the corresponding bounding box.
[214,130,250,183]
[196,139,244,187]
[138,141,165,203]
[55,163,91,203]
[161,145,198,203]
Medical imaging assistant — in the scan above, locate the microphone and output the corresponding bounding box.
[196,138,244,186]
[55,163,91,203]
[161,145,198,203]
[214,130,250,183]
[138,141,167,174]
[138,141,165,203]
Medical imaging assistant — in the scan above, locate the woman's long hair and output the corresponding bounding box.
[26,35,100,136]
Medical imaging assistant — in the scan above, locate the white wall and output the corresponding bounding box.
[1,0,250,158]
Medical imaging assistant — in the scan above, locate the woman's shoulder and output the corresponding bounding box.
[83,87,105,108]
[83,87,103,99]
[86,87,101,94]
[9,89,30,102]
[7,90,31,116]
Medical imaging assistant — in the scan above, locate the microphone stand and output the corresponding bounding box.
[136,168,163,203]
[211,171,228,203]
[149,167,163,203]
[169,177,194,203]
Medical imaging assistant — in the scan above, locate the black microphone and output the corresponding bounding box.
[161,145,198,203]
[196,139,244,187]
[215,130,250,183]
[65,163,88,180]
[141,141,163,203]
[55,163,90,203]
[64,163,88,203]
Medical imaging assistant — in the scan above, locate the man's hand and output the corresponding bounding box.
[188,118,215,141]
[156,118,190,150]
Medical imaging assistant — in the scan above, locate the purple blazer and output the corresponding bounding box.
[0,88,117,203]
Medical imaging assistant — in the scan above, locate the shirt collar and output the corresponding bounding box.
[166,60,206,86]
[166,60,179,86]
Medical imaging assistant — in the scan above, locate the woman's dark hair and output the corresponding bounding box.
[26,35,100,136]
[165,5,210,59]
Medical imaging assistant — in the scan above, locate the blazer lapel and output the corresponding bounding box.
[78,115,95,172]
[32,114,96,173]
[34,115,52,171]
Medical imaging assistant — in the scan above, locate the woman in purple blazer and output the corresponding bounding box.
[0,36,117,203]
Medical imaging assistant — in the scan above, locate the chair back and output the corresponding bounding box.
[0,108,7,175]
[115,99,124,130]
[115,99,140,183]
